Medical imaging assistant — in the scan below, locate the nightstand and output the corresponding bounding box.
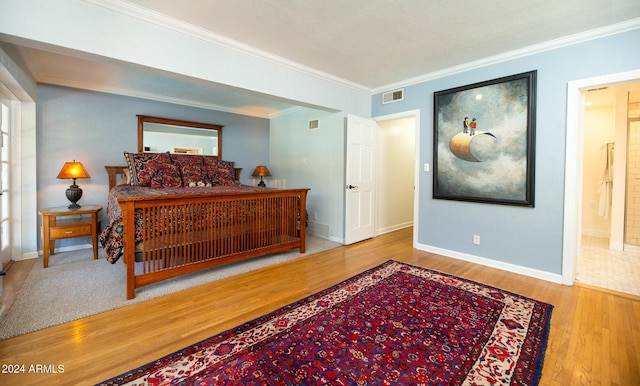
[39,205,103,268]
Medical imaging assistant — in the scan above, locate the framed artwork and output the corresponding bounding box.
[433,70,537,207]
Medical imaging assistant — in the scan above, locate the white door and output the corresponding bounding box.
[345,114,376,244]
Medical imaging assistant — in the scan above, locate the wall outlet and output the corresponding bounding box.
[473,235,480,245]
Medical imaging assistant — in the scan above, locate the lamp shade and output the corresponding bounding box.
[57,161,90,180]
[57,160,90,209]
[251,165,272,178]
[252,165,271,187]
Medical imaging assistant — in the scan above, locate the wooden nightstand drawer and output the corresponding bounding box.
[49,223,92,239]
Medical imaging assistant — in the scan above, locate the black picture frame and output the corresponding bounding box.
[433,70,536,207]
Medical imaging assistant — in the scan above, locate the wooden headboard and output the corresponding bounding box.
[105,166,128,190]
[105,165,243,190]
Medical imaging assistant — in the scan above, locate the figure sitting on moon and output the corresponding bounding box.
[450,116,496,162]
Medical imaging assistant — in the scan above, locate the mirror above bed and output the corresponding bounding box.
[137,115,223,158]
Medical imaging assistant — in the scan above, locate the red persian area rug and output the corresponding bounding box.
[98,260,553,385]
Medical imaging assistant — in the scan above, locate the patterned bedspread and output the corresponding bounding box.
[99,184,266,263]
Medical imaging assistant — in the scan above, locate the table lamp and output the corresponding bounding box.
[251,165,271,187]
[57,160,90,209]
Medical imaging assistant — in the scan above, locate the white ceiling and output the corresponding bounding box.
[3,0,640,117]
[122,0,640,89]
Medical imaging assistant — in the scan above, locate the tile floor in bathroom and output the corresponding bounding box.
[578,236,640,297]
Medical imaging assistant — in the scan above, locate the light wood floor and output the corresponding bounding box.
[0,228,638,385]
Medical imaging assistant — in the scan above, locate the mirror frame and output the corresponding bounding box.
[137,115,223,158]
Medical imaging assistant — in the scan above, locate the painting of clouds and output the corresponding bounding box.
[433,71,536,206]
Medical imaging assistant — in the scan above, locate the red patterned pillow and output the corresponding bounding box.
[124,152,182,188]
[202,157,239,186]
[170,154,205,186]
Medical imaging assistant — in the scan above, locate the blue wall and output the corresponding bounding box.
[372,29,640,276]
[271,109,345,241]
[36,84,270,250]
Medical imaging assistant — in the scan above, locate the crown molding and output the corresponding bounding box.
[84,1,640,98]
[268,106,308,119]
[374,18,640,94]
[84,0,370,94]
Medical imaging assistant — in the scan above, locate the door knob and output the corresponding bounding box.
[346,184,358,189]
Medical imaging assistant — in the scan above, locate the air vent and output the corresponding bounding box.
[382,88,404,104]
[308,119,319,131]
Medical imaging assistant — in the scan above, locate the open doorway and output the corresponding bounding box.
[578,83,640,296]
[564,72,640,296]
[374,110,419,247]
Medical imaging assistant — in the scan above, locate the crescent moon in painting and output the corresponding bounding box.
[449,131,497,162]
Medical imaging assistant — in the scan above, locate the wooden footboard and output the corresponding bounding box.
[118,188,309,299]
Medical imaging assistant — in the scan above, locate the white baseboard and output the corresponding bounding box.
[17,251,39,261]
[13,244,97,262]
[329,236,344,244]
[306,221,344,244]
[376,222,413,236]
[623,243,640,253]
[23,243,98,260]
[581,228,610,238]
[307,221,330,239]
[416,242,563,284]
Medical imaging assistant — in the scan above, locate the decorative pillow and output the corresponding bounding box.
[124,152,182,188]
[202,157,239,186]
[170,154,205,186]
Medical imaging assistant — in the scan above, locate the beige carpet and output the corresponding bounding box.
[0,235,340,340]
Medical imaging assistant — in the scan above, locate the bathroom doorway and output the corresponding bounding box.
[578,82,640,296]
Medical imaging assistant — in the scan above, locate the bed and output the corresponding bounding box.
[100,152,309,299]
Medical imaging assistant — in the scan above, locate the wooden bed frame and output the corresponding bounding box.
[106,166,309,299]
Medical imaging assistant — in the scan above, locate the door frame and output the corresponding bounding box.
[563,69,640,285]
[0,87,9,269]
[373,109,420,248]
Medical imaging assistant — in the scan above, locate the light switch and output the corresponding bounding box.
[424,163,429,172]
